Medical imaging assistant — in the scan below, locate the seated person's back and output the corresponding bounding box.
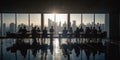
[43,27,48,37]
[79,27,84,32]
[50,26,54,33]
[98,26,102,33]
[22,26,27,34]
[18,27,22,33]
[75,27,80,38]
[37,27,41,32]
[62,27,67,37]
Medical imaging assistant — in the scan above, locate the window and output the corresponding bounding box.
[44,14,67,34]
[30,14,41,31]
[2,13,15,36]
[17,14,28,31]
[70,14,81,31]
[83,14,94,29]
[95,14,105,31]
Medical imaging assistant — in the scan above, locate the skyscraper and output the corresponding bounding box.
[72,20,77,31]
[3,23,6,36]
[9,23,15,33]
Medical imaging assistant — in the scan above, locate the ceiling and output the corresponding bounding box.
[0,0,119,13]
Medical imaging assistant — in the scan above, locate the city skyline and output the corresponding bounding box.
[0,13,105,27]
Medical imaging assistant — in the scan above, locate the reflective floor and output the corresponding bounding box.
[0,38,120,60]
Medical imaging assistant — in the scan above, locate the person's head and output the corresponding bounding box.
[44,27,46,30]
[20,27,22,29]
[37,27,40,30]
[99,26,101,29]
[90,26,92,29]
[51,26,53,29]
[80,26,83,29]
[24,26,26,29]
[64,27,66,30]
[77,27,79,30]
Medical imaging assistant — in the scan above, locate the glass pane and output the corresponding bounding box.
[70,14,81,31]
[30,14,41,31]
[17,14,28,32]
[83,14,94,29]
[44,14,67,34]
[2,13,15,36]
[56,14,67,34]
[95,14,105,31]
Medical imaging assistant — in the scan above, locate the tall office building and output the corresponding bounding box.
[9,23,15,33]
[72,20,77,31]
[3,23,6,36]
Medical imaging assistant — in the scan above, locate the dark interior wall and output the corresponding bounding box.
[109,12,119,40]
[119,13,120,39]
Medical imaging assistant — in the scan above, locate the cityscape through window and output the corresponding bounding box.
[0,13,107,37]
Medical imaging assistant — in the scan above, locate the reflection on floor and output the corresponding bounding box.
[0,38,120,60]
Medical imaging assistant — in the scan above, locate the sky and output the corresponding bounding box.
[0,13,105,27]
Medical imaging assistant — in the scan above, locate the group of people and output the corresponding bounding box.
[18,25,103,38]
[62,26,102,38]
[18,26,54,39]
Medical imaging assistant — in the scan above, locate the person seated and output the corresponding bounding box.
[92,27,97,34]
[42,27,48,38]
[50,26,54,33]
[69,27,73,33]
[85,27,90,34]
[31,27,37,38]
[62,27,67,38]
[18,27,22,33]
[68,27,73,38]
[89,26,93,33]
[21,26,27,37]
[49,26,54,37]
[98,26,102,33]
[75,27,80,38]
[37,27,41,32]
[22,26,27,34]
[79,26,84,32]
[92,27,97,38]
[85,27,91,38]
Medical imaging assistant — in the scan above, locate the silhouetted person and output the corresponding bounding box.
[49,26,54,38]
[21,26,27,37]
[36,27,41,38]
[22,26,27,34]
[79,26,84,32]
[69,27,73,33]
[92,27,97,38]
[42,27,48,40]
[68,27,73,39]
[18,27,22,33]
[98,26,102,33]
[89,26,93,33]
[75,27,80,38]
[62,27,67,38]
[85,27,91,39]
[92,27,97,34]
[32,27,37,40]
[37,27,41,32]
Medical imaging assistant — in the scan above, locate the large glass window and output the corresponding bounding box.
[83,14,94,29]
[30,14,41,31]
[2,13,15,36]
[44,14,67,34]
[17,14,28,31]
[70,14,81,31]
[95,14,105,31]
